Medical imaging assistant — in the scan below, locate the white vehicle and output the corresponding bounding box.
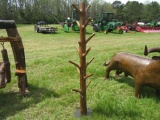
[137,22,145,26]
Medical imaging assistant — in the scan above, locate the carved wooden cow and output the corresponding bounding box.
[103,47,160,98]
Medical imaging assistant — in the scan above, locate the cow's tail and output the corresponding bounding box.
[103,61,110,66]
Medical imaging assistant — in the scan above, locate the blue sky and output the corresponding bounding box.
[104,0,160,4]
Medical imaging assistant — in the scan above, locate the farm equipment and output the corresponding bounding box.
[135,18,160,33]
[71,10,80,31]
[93,12,124,34]
[55,10,80,32]
[63,18,72,32]
[34,21,58,33]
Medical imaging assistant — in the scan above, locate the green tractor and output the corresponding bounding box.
[64,10,80,32]
[63,18,71,32]
[93,12,123,34]
[71,10,80,31]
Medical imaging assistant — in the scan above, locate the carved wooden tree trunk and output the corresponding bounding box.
[79,3,87,115]
[69,2,95,116]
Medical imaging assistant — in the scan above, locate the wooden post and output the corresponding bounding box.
[0,20,28,95]
[69,2,95,116]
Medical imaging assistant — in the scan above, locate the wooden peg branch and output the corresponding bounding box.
[76,46,79,52]
[85,5,91,12]
[82,47,91,57]
[72,89,81,93]
[72,4,80,13]
[86,33,95,44]
[78,41,81,46]
[86,57,94,68]
[76,67,80,74]
[69,61,80,69]
[84,74,93,80]
[83,17,91,29]
[76,21,80,28]
[72,89,84,98]
[86,80,92,90]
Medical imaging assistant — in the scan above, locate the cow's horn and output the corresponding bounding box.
[144,45,160,56]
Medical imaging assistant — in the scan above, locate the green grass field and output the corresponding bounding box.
[0,24,160,120]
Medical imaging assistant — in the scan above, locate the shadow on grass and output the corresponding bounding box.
[101,30,123,34]
[65,30,93,34]
[40,32,59,34]
[0,84,59,119]
[110,31,122,34]
[115,76,135,87]
[114,75,158,99]
[92,76,159,119]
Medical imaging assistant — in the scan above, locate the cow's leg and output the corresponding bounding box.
[124,73,128,77]
[134,82,143,98]
[105,61,117,80]
[105,68,110,79]
[115,69,122,77]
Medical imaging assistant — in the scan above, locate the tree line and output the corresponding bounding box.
[0,0,160,24]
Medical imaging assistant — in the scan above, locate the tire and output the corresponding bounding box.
[104,30,108,34]
[93,24,99,32]
[64,24,69,32]
[35,28,40,33]
[119,29,123,34]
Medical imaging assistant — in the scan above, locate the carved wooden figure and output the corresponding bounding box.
[103,51,160,98]
[69,3,95,116]
[0,20,28,95]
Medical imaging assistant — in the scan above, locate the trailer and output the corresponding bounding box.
[34,21,58,33]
